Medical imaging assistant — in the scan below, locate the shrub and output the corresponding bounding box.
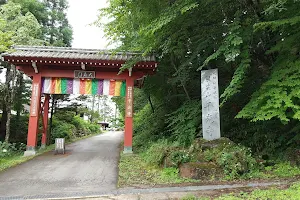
[71,115,91,136]
[87,123,100,133]
[216,145,258,179]
[166,100,201,147]
[169,150,191,166]
[55,111,76,123]
[133,104,167,152]
[159,167,180,182]
[266,162,300,177]
[0,141,26,158]
[142,140,170,166]
[51,122,76,143]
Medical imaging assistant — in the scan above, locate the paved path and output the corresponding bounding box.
[0,131,123,198]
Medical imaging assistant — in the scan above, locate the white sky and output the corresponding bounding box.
[67,0,110,49]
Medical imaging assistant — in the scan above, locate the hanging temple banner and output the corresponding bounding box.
[42,78,126,96]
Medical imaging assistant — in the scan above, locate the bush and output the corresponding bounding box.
[142,140,170,166]
[216,145,258,179]
[71,115,91,136]
[51,113,101,143]
[133,104,167,152]
[0,141,26,158]
[169,150,191,166]
[51,122,76,143]
[265,162,300,177]
[166,100,202,147]
[159,167,180,182]
[87,123,100,133]
[55,111,76,123]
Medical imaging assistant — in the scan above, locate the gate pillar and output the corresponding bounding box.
[24,73,42,156]
[41,94,50,148]
[124,78,134,154]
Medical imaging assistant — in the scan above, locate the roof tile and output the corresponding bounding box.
[3,45,156,62]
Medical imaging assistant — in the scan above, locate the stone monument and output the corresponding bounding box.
[201,69,221,140]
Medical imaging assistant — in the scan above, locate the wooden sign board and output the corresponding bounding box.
[126,86,133,117]
[74,70,95,79]
[30,83,39,117]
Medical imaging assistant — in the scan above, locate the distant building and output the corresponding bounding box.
[98,122,109,130]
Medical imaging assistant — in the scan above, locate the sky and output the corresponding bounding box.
[66,0,117,119]
[67,0,110,49]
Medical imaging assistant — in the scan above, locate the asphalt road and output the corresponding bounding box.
[0,131,123,198]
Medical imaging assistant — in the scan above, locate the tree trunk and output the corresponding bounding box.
[5,64,16,143]
[0,103,7,141]
[91,95,95,122]
[15,72,24,125]
[48,95,55,145]
[148,94,155,113]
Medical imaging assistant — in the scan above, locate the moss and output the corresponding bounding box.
[201,137,234,151]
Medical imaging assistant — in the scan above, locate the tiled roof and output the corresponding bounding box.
[2,46,156,62]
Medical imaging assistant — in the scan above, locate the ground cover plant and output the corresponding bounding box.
[181,182,300,200]
[0,109,101,171]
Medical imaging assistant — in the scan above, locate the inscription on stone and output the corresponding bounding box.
[55,138,65,154]
[74,70,95,79]
[30,83,39,117]
[201,69,221,140]
[126,86,133,117]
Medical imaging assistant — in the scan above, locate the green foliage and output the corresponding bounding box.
[202,143,258,179]
[0,141,25,157]
[0,1,43,51]
[265,162,300,177]
[217,182,300,200]
[133,103,167,152]
[216,145,258,179]
[181,196,209,200]
[43,0,73,46]
[158,167,181,183]
[142,139,169,166]
[237,60,300,122]
[118,152,195,187]
[169,150,191,166]
[51,111,101,143]
[166,100,201,147]
[52,122,75,142]
[199,17,244,69]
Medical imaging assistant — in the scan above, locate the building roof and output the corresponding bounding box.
[2,45,156,62]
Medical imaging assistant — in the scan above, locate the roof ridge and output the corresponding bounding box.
[13,45,146,55]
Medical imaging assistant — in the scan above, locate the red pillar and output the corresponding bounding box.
[24,73,42,156]
[124,78,134,153]
[41,94,50,148]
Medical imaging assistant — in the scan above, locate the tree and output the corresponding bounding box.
[98,0,300,154]
[0,1,43,142]
[43,0,73,46]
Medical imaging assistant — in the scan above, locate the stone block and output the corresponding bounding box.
[179,162,223,180]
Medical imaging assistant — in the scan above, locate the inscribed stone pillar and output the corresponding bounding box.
[201,69,221,140]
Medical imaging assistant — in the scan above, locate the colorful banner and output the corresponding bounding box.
[42,77,126,97]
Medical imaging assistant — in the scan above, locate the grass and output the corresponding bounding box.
[181,182,300,200]
[118,151,300,188]
[118,153,197,187]
[0,132,102,172]
[0,144,55,172]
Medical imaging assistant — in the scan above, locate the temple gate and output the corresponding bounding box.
[2,46,157,156]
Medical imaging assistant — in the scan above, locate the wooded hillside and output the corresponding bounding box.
[100,0,300,158]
